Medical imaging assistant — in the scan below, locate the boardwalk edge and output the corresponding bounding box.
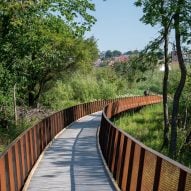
[22,127,68,191]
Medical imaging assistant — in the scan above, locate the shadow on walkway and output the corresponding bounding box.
[27,112,116,191]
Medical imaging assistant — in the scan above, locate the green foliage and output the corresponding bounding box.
[113,52,160,89]
[168,70,181,95]
[0,0,96,36]
[135,70,163,94]
[104,50,122,59]
[135,0,191,157]
[0,92,14,129]
[0,118,30,153]
[41,68,127,110]
[1,14,98,106]
[39,81,76,110]
[113,104,164,151]
[0,0,97,107]
[123,50,139,56]
[0,0,98,151]
[112,50,122,57]
[105,50,113,58]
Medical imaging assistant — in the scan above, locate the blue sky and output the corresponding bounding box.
[85,0,160,53]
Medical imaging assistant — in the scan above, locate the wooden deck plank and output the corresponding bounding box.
[27,112,116,191]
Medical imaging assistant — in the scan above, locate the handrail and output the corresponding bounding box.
[1,95,190,191]
[0,98,124,191]
[99,95,191,191]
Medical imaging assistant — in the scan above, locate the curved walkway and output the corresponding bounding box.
[27,112,116,191]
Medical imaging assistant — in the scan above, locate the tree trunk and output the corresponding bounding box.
[13,84,17,126]
[28,91,36,107]
[183,107,188,129]
[2,15,10,38]
[28,53,37,107]
[28,83,36,107]
[162,28,169,149]
[170,12,187,158]
[28,81,44,107]
[160,0,170,150]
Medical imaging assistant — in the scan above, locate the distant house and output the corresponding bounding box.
[108,60,115,66]
[114,55,129,63]
[107,55,129,67]
[94,59,102,67]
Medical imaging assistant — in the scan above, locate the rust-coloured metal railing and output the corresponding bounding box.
[1,95,191,191]
[0,97,129,191]
[99,95,191,191]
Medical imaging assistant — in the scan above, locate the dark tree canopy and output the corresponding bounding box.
[0,0,98,106]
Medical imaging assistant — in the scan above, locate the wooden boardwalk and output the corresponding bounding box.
[27,112,116,191]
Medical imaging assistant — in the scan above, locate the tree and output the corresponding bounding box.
[0,0,97,106]
[113,51,158,88]
[105,50,113,58]
[135,0,173,150]
[134,0,177,155]
[124,51,133,55]
[112,50,122,57]
[13,17,98,106]
[170,0,190,158]
[135,0,191,157]
[0,0,96,35]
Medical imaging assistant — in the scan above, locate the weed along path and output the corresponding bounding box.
[26,112,116,191]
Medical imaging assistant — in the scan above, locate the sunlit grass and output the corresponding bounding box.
[113,104,164,151]
[113,104,191,167]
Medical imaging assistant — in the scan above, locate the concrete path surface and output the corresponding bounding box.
[27,112,116,191]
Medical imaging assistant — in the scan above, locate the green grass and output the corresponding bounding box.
[113,104,164,151]
[113,104,191,168]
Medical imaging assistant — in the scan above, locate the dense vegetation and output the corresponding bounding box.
[135,0,191,158]
[0,0,98,152]
[113,105,164,153]
[113,103,191,167]
[112,59,191,166]
[41,68,128,110]
[0,0,191,168]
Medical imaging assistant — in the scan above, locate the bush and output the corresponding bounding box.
[40,81,77,110]
[41,69,127,110]
[0,92,15,129]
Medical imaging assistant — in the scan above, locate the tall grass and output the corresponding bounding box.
[41,68,127,110]
[113,104,164,151]
[113,104,191,167]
